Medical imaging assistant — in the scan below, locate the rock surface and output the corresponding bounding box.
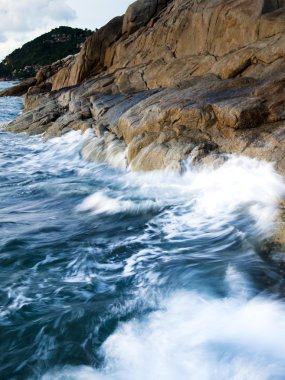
[0,78,37,97]
[2,0,285,177]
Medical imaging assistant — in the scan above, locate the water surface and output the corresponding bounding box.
[1,81,285,380]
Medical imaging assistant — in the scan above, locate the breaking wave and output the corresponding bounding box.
[1,84,285,380]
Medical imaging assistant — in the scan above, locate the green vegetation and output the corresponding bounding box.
[0,26,92,79]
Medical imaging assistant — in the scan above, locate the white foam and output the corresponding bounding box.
[81,131,128,170]
[186,157,284,236]
[41,292,285,380]
[77,191,133,214]
[120,156,285,238]
[41,366,105,380]
[75,154,285,245]
[34,141,285,380]
[8,129,284,241]
[77,190,160,215]
[100,292,285,380]
[0,286,33,318]
[225,265,252,299]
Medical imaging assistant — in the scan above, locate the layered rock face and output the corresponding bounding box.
[3,0,285,174]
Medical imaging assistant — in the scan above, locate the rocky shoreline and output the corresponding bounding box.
[2,0,285,174]
[1,0,285,242]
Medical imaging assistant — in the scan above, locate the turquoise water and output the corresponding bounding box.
[1,81,285,380]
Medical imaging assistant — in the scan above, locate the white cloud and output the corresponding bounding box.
[67,0,134,30]
[0,0,134,60]
[0,0,76,43]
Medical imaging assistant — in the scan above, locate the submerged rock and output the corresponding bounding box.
[259,197,285,261]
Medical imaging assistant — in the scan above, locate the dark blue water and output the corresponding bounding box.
[1,81,285,380]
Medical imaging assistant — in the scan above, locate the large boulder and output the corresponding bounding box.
[52,16,123,90]
[122,0,171,35]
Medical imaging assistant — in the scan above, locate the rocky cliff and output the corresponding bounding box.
[3,0,285,175]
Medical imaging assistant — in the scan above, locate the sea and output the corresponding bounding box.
[1,80,285,380]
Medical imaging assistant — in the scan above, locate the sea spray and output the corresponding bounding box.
[1,110,285,379]
[41,294,285,380]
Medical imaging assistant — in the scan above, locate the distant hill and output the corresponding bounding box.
[0,26,92,80]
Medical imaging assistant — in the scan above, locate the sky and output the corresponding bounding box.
[0,0,134,60]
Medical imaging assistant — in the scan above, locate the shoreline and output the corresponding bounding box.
[1,0,285,249]
[2,1,285,378]
[1,0,284,175]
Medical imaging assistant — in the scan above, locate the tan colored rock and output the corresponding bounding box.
[127,132,160,162]
[253,75,285,123]
[211,49,256,79]
[52,16,123,90]
[130,141,188,172]
[36,55,75,84]
[212,98,267,129]
[4,0,285,180]
[122,0,170,35]
[20,0,285,98]
[259,7,285,39]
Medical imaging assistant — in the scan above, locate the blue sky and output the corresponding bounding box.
[0,0,134,60]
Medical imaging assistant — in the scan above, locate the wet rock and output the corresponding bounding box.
[129,140,189,172]
[262,201,285,256]
[81,132,127,169]
[0,78,36,97]
[93,123,108,138]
